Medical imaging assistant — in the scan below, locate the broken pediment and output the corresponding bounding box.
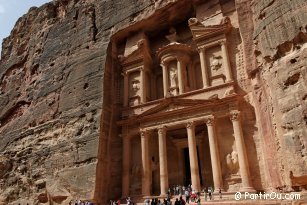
[188,16,232,44]
[118,38,152,68]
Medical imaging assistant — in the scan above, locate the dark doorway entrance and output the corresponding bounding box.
[183,147,203,186]
[183,148,191,186]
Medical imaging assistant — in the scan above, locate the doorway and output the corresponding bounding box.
[183,147,203,186]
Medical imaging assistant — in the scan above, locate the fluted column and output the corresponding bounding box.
[140,68,146,103]
[230,111,255,192]
[122,136,131,197]
[161,63,169,97]
[177,60,184,94]
[186,121,201,192]
[123,72,129,107]
[199,48,209,88]
[205,115,223,192]
[141,131,151,196]
[220,41,233,82]
[158,126,169,196]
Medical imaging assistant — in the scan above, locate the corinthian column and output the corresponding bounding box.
[205,115,223,192]
[198,48,209,88]
[220,41,233,82]
[230,110,255,192]
[141,131,151,196]
[158,126,169,196]
[161,63,169,97]
[122,135,131,198]
[186,121,201,192]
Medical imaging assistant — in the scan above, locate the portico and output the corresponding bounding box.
[119,96,255,197]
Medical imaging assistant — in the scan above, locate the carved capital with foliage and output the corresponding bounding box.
[230,110,240,121]
[205,115,215,126]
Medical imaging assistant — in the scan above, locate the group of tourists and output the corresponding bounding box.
[169,185,222,201]
[109,185,222,205]
[144,195,201,205]
[69,199,94,205]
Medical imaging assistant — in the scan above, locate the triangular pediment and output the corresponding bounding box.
[119,40,152,67]
[139,98,213,117]
[188,17,232,42]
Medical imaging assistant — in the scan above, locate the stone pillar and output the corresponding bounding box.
[199,48,209,88]
[123,72,129,107]
[220,41,233,82]
[205,115,223,192]
[140,68,146,103]
[141,131,151,196]
[158,126,169,196]
[177,60,184,94]
[186,121,201,192]
[230,111,255,192]
[161,63,169,97]
[122,136,131,197]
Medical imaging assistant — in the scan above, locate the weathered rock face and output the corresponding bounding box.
[0,0,306,204]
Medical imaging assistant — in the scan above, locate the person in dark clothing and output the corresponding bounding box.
[174,198,180,205]
[219,188,222,199]
[179,196,186,205]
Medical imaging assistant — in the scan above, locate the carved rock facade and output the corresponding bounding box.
[0,0,306,204]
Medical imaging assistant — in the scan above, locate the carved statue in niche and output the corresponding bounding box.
[131,80,140,96]
[131,164,141,177]
[210,55,222,71]
[225,150,241,185]
[226,150,239,175]
[168,66,179,96]
[169,67,178,88]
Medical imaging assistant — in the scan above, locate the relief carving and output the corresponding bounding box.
[225,150,241,185]
[131,80,140,96]
[169,68,178,88]
[210,55,222,71]
[226,150,239,175]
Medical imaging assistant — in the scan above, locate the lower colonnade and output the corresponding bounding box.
[121,110,255,198]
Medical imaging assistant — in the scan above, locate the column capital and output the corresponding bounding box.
[122,71,129,76]
[157,126,167,135]
[205,115,215,126]
[186,121,195,129]
[197,47,205,53]
[140,129,151,138]
[218,39,227,46]
[230,110,241,121]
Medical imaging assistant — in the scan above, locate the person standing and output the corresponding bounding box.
[208,188,212,200]
[179,196,186,205]
[195,196,201,205]
[145,198,150,205]
[184,190,190,204]
[219,188,222,199]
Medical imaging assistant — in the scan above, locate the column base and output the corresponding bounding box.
[239,187,256,193]
[159,194,168,198]
[142,195,152,199]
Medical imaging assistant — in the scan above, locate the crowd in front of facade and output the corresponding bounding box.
[69,199,94,205]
